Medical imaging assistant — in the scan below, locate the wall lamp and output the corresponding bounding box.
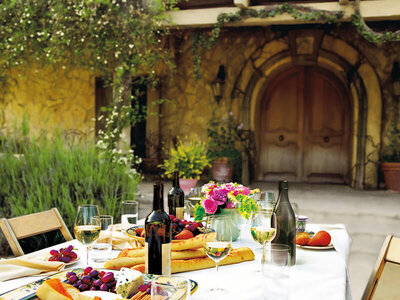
[211,65,226,104]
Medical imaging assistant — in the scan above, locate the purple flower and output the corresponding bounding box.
[226,202,236,209]
[202,197,218,214]
[210,186,231,204]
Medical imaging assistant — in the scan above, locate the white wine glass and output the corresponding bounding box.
[203,215,232,293]
[74,204,101,266]
[250,210,277,271]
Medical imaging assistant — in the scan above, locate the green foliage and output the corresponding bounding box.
[0,131,140,230]
[382,126,400,162]
[236,194,259,221]
[159,138,210,179]
[0,0,176,83]
[194,203,205,221]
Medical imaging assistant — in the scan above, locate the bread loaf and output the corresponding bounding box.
[105,248,207,270]
[131,247,254,274]
[171,232,216,251]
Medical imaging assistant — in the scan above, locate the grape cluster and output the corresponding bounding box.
[138,282,152,295]
[169,215,203,239]
[49,245,77,263]
[66,267,116,293]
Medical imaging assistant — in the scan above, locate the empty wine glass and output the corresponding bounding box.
[250,210,277,271]
[74,204,101,266]
[203,215,232,293]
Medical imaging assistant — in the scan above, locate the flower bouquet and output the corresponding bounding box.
[194,181,260,221]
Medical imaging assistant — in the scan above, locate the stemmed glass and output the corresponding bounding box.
[203,215,232,293]
[74,204,101,266]
[250,210,277,271]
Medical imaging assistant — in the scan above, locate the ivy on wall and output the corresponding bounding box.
[192,3,400,78]
[0,0,178,169]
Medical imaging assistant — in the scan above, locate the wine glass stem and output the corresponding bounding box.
[262,244,266,265]
[86,246,89,266]
[215,260,219,272]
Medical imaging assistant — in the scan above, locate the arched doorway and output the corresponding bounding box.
[258,66,351,183]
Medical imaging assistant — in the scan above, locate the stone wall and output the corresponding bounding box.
[0,67,95,141]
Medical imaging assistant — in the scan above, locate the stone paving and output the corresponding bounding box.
[136,180,400,300]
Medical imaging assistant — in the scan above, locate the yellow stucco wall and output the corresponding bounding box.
[0,67,95,140]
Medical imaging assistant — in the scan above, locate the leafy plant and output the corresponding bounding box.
[382,126,400,162]
[160,138,210,179]
[0,130,140,230]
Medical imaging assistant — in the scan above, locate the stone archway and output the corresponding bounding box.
[232,35,382,189]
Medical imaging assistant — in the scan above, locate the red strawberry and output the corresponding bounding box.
[175,229,194,240]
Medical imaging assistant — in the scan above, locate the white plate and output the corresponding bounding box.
[296,243,334,250]
[81,291,122,300]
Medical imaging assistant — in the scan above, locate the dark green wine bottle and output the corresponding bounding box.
[168,171,185,219]
[145,182,172,275]
[272,180,296,266]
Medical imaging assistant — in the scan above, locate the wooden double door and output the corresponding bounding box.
[259,66,351,183]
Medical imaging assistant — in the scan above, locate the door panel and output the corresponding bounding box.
[259,67,350,183]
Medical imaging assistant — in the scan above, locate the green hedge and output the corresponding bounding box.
[0,134,140,230]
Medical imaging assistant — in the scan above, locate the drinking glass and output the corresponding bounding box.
[262,244,290,300]
[203,215,232,293]
[258,191,276,211]
[121,200,139,225]
[151,275,191,299]
[91,215,113,262]
[250,210,277,270]
[74,204,100,266]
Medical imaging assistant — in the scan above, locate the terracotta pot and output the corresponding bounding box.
[382,162,400,192]
[211,157,234,183]
[179,178,198,194]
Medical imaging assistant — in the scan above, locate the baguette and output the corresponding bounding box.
[131,247,254,274]
[105,248,207,270]
[171,232,216,251]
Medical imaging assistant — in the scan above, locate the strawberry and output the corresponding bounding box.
[296,233,311,246]
[308,230,331,246]
[175,229,194,240]
[135,228,144,236]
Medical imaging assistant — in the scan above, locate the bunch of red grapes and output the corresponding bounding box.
[66,267,116,293]
[169,215,203,239]
[49,245,77,263]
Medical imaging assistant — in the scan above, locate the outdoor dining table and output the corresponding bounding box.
[0,223,352,300]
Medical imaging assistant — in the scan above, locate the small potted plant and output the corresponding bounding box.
[194,181,259,241]
[159,138,210,193]
[207,113,242,182]
[381,126,400,191]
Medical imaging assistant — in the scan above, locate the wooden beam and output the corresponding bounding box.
[166,0,400,28]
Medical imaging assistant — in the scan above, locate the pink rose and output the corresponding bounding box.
[202,197,218,214]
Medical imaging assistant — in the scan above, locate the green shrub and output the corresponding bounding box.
[0,133,140,230]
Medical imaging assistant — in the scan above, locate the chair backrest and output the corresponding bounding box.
[0,208,73,256]
[362,235,400,300]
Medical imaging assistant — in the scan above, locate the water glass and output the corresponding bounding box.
[262,244,290,300]
[151,275,191,299]
[91,215,113,262]
[258,191,276,211]
[121,200,139,225]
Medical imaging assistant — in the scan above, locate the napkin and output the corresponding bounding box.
[0,257,65,281]
[97,225,141,250]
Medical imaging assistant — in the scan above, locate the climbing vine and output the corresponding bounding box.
[192,2,400,78]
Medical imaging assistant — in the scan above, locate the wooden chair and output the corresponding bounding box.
[0,208,73,256]
[362,235,400,300]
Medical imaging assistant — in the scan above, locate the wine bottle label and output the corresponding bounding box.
[144,242,171,275]
[176,207,184,220]
[162,242,171,276]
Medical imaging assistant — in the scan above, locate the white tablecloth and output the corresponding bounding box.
[0,224,352,300]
